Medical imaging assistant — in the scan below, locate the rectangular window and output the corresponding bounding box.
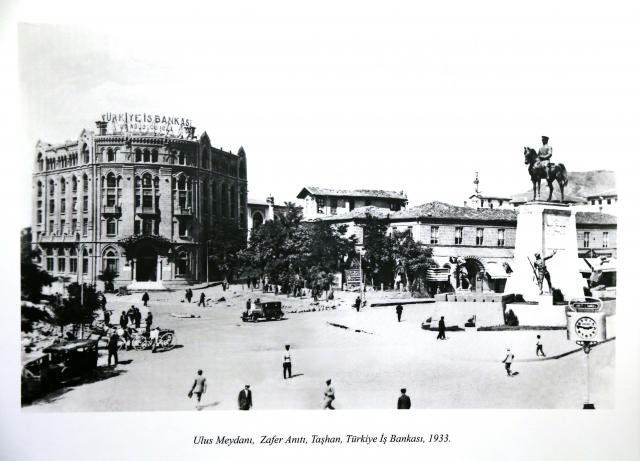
[143,190,154,208]
[69,257,77,273]
[49,220,54,234]
[583,231,590,248]
[407,226,413,238]
[106,219,117,236]
[82,218,88,236]
[83,196,88,212]
[60,198,66,213]
[143,219,153,235]
[49,199,55,213]
[430,226,439,244]
[60,219,65,234]
[37,210,42,224]
[316,197,325,214]
[455,227,463,245]
[134,220,141,235]
[602,232,609,248]
[46,257,54,272]
[330,198,338,215]
[72,197,77,212]
[72,219,77,234]
[476,228,484,246]
[179,220,188,237]
[497,228,505,247]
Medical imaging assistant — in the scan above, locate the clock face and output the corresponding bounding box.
[575,317,597,340]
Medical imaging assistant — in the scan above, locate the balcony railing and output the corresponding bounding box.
[135,205,159,215]
[102,205,122,215]
[174,205,193,216]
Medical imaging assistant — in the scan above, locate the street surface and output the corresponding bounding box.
[25,285,615,411]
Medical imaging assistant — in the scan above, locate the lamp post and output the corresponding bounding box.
[358,248,367,303]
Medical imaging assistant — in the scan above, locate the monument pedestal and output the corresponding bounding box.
[504,201,584,303]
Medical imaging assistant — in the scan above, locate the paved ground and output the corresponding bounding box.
[24,284,615,411]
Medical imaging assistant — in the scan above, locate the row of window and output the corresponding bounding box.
[43,247,193,277]
[316,197,402,214]
[37,145,90,172]
[428,226,506,247]
[589,198,615,206]
[581,231,610,248]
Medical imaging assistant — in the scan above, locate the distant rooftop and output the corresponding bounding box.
[318,201,616,226]
[297,187,407,201]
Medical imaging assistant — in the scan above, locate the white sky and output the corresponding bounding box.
[15,2,636,228]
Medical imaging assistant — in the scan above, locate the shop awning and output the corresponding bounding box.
[426,267,450,282]
[484,261,510,279]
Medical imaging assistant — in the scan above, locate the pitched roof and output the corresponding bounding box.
[575,211,617,225]
[297,187,407,200]
[395,201,518,222]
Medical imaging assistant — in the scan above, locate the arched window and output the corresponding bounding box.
[69,248,78,273]
[202,179,209,214]
[106,218,117,236]
[253,212,264,229]
[60,177,66,194]
[151,149,158,163]
[221,184,228,217]
[143,149,150,162]
[103,249,119,273]
[57,248,66,272]
[174,175,192,209]
[82,174,88,192]
[37,181,42,197]
[82,249,89,274]
[135,148,142,162]
[37,154,44,172]
[71,176,77,193]
[103,173,120,207]
[49,179,55,196]
[107,148,115,162]
[176,250,190,276]
[136,174,157,210]
[178,151,185,165]
[82,144,90,163]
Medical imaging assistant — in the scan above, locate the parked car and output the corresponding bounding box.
[242,301,284,322]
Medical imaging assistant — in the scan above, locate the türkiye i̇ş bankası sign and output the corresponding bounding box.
[101,113,193,137]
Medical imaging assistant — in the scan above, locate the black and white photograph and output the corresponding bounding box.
[1,1,639,459]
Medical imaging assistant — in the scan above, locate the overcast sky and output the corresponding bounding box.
[17,4,635,227]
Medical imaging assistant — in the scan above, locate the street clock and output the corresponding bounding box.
[566,298,606,343]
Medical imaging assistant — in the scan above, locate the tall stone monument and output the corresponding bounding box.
[504,202,584,304]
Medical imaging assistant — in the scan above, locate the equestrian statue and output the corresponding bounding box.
[523,135,569,202]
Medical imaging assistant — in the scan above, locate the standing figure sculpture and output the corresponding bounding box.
[533,250,557,295]
[449,257,470,291]
[523,136,569,202]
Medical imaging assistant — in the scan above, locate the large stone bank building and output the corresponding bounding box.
[32,114,248,288]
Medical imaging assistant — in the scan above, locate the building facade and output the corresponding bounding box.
[32,115,248,288]
[319,201,617,293]
[297,187,408,220]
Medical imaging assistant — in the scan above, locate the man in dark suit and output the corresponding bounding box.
[396,304,403,322]
[397,388,411,409]
[238,385,253,410]
[437,316,446,340]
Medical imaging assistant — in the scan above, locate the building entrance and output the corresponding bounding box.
[136,247,158,281]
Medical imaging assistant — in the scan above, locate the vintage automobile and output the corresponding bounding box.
[242,301,285,322]
[21,339,99,403]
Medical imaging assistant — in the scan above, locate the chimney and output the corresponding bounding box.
[95,120,108,135]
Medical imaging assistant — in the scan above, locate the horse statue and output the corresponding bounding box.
[523,147,569,202]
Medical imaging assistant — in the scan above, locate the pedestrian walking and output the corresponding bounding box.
[246,298,252,314]
[354,296,361,312]
[323,379,336,410]
[238,385,253,410]
[186,289,193,303]
[134,307,141,329]
[396,304,404,322]
[437,316,446,340]
[188,369,207,405]
[283,345,292,379]
[536,335,546,357]
[141,291,150,307]
[198,292,206,307]
[145,311,153,335]
[107,331,119,366]
[502,348,515,376]
[397,388,411,409]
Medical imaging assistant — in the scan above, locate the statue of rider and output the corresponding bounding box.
[536,135,553,178]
